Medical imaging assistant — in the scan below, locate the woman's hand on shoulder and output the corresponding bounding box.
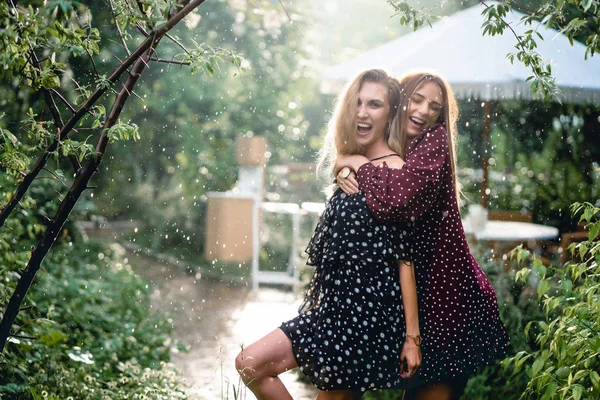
[334,154,368,195]
[336,168,359,195]
[334,154,369,175]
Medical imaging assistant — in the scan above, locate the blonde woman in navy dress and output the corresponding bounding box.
[335,71,509,399]
[235,69,423,399]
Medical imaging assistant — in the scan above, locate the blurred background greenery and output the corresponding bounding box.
[69,0,600,270]
[1,0,600,398]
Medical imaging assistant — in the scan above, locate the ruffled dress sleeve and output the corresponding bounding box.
[356,124,449,222]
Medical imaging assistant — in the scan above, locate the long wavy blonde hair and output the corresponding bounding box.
[317,69,402,179]
[392,71,460,192]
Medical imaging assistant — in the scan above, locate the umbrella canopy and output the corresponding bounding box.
[321,2,600,103]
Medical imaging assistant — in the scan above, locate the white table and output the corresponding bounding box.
[463,219,560,266]
[462,220,559,242]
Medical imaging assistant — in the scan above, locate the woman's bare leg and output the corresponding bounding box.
[235,328,298,400]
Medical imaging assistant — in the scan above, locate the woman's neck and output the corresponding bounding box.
[365,141,394,160]
[406,135,418,148]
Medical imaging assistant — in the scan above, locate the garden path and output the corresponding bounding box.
[126,251,318,400]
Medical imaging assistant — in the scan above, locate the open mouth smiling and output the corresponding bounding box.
[357,122,372,134]
[409,116,426,129]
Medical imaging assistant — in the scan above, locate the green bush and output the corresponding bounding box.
[0,176,187,399]
[503,202,600,400]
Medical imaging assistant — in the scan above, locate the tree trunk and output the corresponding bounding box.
[0,0,207,355]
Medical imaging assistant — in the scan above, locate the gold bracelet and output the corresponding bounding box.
[406,334,422,347]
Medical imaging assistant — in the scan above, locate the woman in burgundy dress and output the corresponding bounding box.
[235,69,423,399]
[335,71,509,400]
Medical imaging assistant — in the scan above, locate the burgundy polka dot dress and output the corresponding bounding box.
[356,124,509,388]
[280,189,413,391]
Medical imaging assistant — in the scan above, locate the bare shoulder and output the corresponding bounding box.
[373,156,405,170]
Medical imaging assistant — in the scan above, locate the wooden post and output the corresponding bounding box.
[481,101,492,208]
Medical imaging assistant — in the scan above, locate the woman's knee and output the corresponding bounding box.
[235,348,260,383]
[235,328,296,385]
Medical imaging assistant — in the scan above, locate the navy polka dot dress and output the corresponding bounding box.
[280,189,413,392]
[357,124,509,389]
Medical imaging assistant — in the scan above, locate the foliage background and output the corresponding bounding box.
[1,0,600,398]
[0,175,186,398]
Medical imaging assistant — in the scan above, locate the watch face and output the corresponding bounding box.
[342,168,351,179]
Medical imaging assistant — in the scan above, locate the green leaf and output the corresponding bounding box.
[556,366,570,380]
[588,223,600,241]
[104,122,140,143]
[39,329,67,346]
[41,72,60,89]
[568,371,573,386]
[0,127,19,145]
[515,351,533,369]
[581,0,593,12]
[573,370,588,383]
[560,279,573,292]
[578,243,588,260]
[532,356,545,376]
[582,206,595,223]
[535,262,547,279]
[537,279,551,300]
[47,0,74,14]
[542,382,557,400]
[516,267,530,283]
[590,371,600,390]
[572,384,583,400]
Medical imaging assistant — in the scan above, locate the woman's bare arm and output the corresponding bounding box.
[336,154,405,195]
[356,125,449,222]
[398,260,421,378]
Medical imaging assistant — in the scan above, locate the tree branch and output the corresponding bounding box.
[166,32,191,55]
[479,0,557,98]
[10,334,36,340]
[49,89,76,114]
[109,0,131,56]
[480,1,535,46]
[96,43,158,155]
[86,49,102,79]
[0,0,207,230]
[278,0,303,38]
[0,0,208,355]
[42,167,69,188]
[29,51,82,174]
[150,57,191,66]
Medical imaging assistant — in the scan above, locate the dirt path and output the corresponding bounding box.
[126,251,318,400]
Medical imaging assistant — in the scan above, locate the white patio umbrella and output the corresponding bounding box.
[320,2,600,206]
